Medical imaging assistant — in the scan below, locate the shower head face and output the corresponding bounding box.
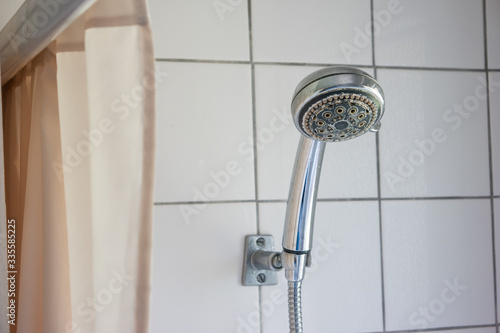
[291,67,385,142]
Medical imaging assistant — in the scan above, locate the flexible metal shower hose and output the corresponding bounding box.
[287,281,303,333]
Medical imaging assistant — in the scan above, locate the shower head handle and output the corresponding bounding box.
[282,137,325,254]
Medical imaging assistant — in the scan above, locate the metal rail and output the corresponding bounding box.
[0,0,97,85]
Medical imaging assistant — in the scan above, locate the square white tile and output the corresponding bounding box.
[378,69,490,197]
[374,0,485,69]
[489,72,500,195]
[487,0,500,69]
[382,199,495,331]
[251,0,373,65]
[148,0,250,61]
[259,201,383,333]
[154,62,255,206]
[150,203,259,333]
[254,65,378,200]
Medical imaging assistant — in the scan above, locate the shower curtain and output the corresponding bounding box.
[1,0,155,332]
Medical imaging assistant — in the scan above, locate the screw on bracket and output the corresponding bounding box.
[242,235,282,286]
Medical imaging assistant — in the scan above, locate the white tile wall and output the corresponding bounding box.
[374,0,485,69]
[251,0,373,65]
[154,62,255,205]
[382,199,495,330]
[149,0,499,332]
[378,69,490,198]
[149,0,250,60]
[151,203,258,332]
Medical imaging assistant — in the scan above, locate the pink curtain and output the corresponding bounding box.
[1,0,155,332]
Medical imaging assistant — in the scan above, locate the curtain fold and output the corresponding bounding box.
[1,0,155,332]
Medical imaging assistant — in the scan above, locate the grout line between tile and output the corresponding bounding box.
[154,57,372,67]
[374,65,485,73]
[383,323,497,333]
[245,2,263,332]
[154,58,249,64]
[321,196,494,202]
[375,87,388,331]
[347,323,500,333]
[370,0,386,330]
[246,0,259,235]
[154,199,258,206]
[376,195,493,201]
[154,57,489,73]
[153,196,495,206]
[352,322,497,332]
[483,0,499,329]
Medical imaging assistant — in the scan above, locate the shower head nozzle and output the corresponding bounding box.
[291,67,385,142]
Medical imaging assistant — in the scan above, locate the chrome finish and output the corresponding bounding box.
[282,66,384,263]
[370,121,382,132]
[0,0,98,84]
[293,67,379,99]
[288,281,303,333]
[242,235,281,286]
[251,251,282,271]
[291,67,385,142]
[282,137,325,253]
[282,252,307,282]
[242,66,385,333]
[279,66,385,333]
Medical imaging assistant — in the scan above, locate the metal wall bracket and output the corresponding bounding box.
[242,235,282,286]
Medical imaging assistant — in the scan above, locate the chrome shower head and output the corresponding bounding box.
[239,67,386,333]
[291,67,385,142]
[280,67,386,333]
[283,66,386,265]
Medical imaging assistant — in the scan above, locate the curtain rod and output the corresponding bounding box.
[0,0,97,85]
